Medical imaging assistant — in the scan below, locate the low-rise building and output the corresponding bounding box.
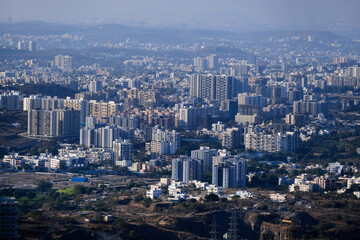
[206,184,223,195]
[146,185,162,199]
[269,193,287,203]
[236,190,253,199]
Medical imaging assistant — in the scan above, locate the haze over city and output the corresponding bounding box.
[1,0,360,34]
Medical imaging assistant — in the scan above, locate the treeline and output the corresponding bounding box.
[4,83,78,98]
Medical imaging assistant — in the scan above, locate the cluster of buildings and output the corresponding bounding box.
[0,28,359,208]
[288,174,336,192]
[245,131,299,153]
[17,40,37,51]
[28,109,80,139]
[2,151,86,170]
[172,148,247,189]
[146,177,254,202]
[274,162,359,195]
[54,55,73,72]
[0,91,21,110]
[149,126,181,156]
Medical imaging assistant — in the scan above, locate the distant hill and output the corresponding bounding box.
[0,22,347,44]
[0,22,239,44]
[3,84,78,98]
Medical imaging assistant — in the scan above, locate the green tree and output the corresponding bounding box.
[73,185,87,195]
[29,210,42,220]
[113,166,130,175]
[175,142,200,155]
[128,230,137,240]
[204,193,219,202]
[23,163,32,171]
[36,180,53,192]
[202,171,212,184]
[142,198,152,208]
[134,194,144,202]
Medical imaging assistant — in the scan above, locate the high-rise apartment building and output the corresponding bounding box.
[191,146,217,173]
[349,66,360,78]
[109,116,139,129]
[212,156,246,188]
[113,139,133,167]
[54,55,72,72]
[215,75,232,100]
[28,41,36,51]
[235,93,264,124]
[80,125,132,148]
[171,156,203,183]
[178,104,219,129]
[0,91,21,110]
[89,100,119,118]
[190,74,237,100]
[193,57,205,71]
[23,95,64,111]
[207,54,218,69]
[28,109,80,138]
[245,131,299,153]
[293,100,328,116]
[234,60,248,75]
[89,80,103,93]
[150,126,180,155]
[17,41,26,50]
[0,197,18,240]
[333,57,347,64]
[64,97,89,124]
[222,127,242,149]
[238,93,265,107]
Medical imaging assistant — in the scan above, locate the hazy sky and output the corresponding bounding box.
[1,0,360,31]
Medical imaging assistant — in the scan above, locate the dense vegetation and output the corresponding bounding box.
[3,83,78,98]
[292,129,360,164]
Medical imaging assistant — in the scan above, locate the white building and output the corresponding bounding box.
[89,80,103,93]
[55,55,72,72]
[235,114,260,125]
[206,184,223,195]
[327,162,346,175]
[236,190,253,199]
[168,182,186,196]
[190,180,209,190]
[160,178,171,186]
[212,155,246,188]
[289,183,313,192]
[222,127,242,149]
[171,156,203,183]
[2,153,22,169]
[146,185,162,199]
[113,139,133,167]
[80,126,131,149]
[245,131,299,152]
[269,193,287,202]
[0,91,21,110]
[238,93,265,107]
[353,191,360,199]
[150,126,180,155]
[289,174,314,192]
[212,121,225,132]
[191,146,217,173]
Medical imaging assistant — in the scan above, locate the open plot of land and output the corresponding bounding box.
[0,172,147,189]
[0,110,38,149]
